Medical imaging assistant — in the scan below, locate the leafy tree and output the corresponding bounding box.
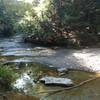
[18,0,100,46]
[0,0,14,37]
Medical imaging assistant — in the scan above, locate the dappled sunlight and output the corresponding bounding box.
[17,0,46,15]
[34,0,49,18]
[73,52,100,72]
[17,0,34,4]
[18,19,25,24]
[17,0,46,24]
[0,0,100,99]
[18,11,33,24]
[24,11,33,21]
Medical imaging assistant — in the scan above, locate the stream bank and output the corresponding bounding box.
[0,35,100,72]
[1,62,100,100]
[0,35,100,100]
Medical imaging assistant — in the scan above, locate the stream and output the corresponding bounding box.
[0,35,100,100]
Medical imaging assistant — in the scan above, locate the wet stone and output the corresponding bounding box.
[40,76,74,86]
[57,68,68,76]
[57,68,68,73]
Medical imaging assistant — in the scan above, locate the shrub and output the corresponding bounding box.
[0,66,15,89]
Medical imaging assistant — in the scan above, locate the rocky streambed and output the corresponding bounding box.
[1,62,100,100]
[0,35,100,100]
[0,35,100,72]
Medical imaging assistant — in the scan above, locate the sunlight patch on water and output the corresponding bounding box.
[14,73,35,89]
[73,52,100,71]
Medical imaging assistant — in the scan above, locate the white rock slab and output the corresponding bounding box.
[40,76,74,86]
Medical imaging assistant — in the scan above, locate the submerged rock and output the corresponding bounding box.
[57,68,68,73]
[40,76,74,86]
[57,68,68,76]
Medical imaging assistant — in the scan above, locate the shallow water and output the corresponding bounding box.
[0,35,100,72]
[49,78,100,100]
[1,62,99,100]
[0,35,100,100]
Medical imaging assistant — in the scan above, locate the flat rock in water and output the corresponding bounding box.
[40,76,74,86]
[57,68,68,73]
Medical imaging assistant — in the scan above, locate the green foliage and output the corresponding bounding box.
[0,0,99,46]
[0,0,33,36]
[0,0,14,36]
[0,65,15,89]
[20,0,81,46]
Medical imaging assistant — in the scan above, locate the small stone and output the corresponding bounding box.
[58,72,66,76]
[49,65,54,67]
[57,68,68,73]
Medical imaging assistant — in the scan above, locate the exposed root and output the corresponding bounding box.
[38,75,100,94]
